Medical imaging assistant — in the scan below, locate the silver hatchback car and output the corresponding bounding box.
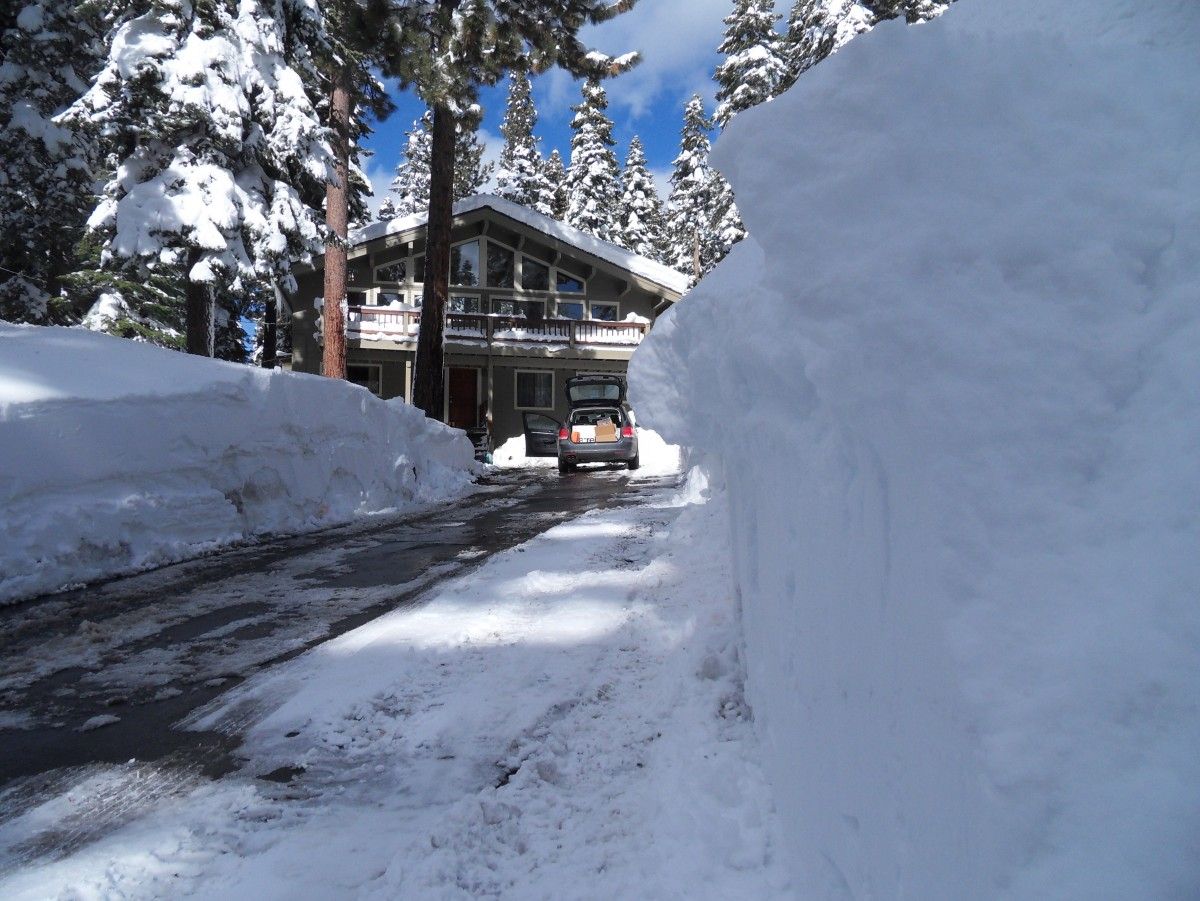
[521,375,639,473]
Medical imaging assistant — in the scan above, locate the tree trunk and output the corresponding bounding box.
[322,67,352,380]
[262,287,279,368]
[412,103,456,420]
[185,248,214,356]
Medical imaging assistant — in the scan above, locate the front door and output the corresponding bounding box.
[447,367,479,429]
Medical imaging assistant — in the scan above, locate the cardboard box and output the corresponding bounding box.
[595,418,617,443]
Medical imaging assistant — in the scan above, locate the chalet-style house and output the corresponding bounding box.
[289,195,688,447]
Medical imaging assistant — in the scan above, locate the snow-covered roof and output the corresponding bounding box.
[350,194,689,297]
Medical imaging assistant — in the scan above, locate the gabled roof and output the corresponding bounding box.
[350,194,690,297]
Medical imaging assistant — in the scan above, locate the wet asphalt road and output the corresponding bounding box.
[0,468,675,790]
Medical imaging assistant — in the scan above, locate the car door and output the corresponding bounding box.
[522,412,561,457]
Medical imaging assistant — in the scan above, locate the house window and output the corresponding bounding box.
[413,254,425,283]
[347,290,368,307]
[487,243,515,288]
[557,301,584,320]
[451,241,479,286]
[347,363,382,397]
[589,302,618,321]
[378,291,405,306]
[493,298,545,319]
[521,257,551,291]
[556,268,585,293]
[449,294,481,314]
[375,260,407,283]
[515,370,554,410]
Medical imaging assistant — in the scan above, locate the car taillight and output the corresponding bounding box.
[558,428,569,441]
[621,425,634,438]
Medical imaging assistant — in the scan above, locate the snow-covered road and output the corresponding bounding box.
[0,471,790,898]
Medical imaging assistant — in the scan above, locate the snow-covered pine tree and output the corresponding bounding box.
[565,78,622,244]
[782,0,841,84]
[67,0,335,358]
[544,149,569,221]
[666,95,746,284]
[378,0,639,419]
[713,0,790,129]
[863,0,953,24]
[0,0,103,325]
[617,136,669,263]
[378,111,492,220]
[495,70,554,215]
[379,114,433,220]
[454,119,493,199]
[781,0,953,89]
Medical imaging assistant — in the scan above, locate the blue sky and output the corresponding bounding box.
[361,0,734,214]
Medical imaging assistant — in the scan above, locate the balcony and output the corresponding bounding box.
[345,306,649,349]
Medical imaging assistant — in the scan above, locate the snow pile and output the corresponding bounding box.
[631,1,1200,896]
[492,428,681,475]
[0,325,477,604]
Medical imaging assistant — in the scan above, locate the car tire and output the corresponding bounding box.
[627,455,640,471]
[559,459,572,474]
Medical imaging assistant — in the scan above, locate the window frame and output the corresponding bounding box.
[492,296,547,319]
[513,368,555,411]
[447,293,483,314]
[486,241,516,289]
[450,239,481,287]
[588,301,619,322]
[373,259,408,284]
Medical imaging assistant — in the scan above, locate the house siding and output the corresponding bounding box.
[287,200,681,449]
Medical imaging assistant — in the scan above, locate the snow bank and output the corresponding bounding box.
[630,1,1200,896]
[492,429,681,475]
[0,325,476,604]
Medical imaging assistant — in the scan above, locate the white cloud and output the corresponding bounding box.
[362,158,394,219]
[650,165,674,199]
[478,127,504,191]
[562,0,731,119]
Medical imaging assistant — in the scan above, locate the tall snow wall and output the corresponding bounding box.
[630,0,1200,895]
[0,325,477,604]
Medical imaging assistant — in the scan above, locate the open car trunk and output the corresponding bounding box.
[569,408,623,444]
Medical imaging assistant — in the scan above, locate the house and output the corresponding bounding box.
[288,195,688,448]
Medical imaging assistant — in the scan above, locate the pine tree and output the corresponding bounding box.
[713,0,790,129]
[454,119,493,199]
[0,0,103,325]
[781,0,840,86]
[666,95,746,285]
[781,0,953,89]
[495,70,554,215]
[317,0,397,379]
[379,114,433,220]
[565,78,622,244]
[67,0,336,357]
[378,111,492,220]
[544,149,569,221]
[378,0,639,419]
[617,137,669,262]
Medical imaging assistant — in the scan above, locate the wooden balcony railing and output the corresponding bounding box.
[345,306,648,348]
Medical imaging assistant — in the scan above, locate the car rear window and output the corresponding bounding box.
[569,408,623,426]
[568,382,622,403]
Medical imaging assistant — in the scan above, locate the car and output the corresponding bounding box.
[521,375,640,473]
